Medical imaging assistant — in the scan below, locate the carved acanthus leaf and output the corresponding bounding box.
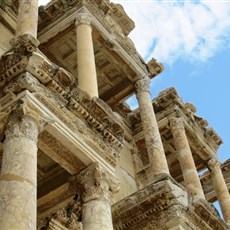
[77,163,120,203]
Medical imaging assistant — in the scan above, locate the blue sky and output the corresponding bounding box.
[38,0,230,162]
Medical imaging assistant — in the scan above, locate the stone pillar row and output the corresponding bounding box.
[170,117,205,200]
[208,158,230,225]
[135,78,169,177]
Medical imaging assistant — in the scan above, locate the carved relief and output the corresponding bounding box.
[135,78,150,94]
[75,12,92,26]
[5,100,42,142]
[170,117,185,131]
[77,163,119,203]
[207,158,221,172]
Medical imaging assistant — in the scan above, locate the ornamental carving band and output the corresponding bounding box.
[135,78,150,93]
[75,13,92,26]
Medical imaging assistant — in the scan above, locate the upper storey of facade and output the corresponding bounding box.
[0,0,163,108]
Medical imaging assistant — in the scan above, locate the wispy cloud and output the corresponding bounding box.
[113,0,230,64]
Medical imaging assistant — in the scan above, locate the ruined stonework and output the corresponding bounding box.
[0,0,229,229]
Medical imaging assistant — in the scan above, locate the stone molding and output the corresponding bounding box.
[77,163,119,203]
[135,78,151,94]
[10,34,40,52]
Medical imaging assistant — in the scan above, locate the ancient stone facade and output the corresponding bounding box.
[0,0,229,229]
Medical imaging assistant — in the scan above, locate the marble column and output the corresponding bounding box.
[0,105,40,229]
[16,0,39,38]
[77,163,119,230]
[170,117,205,199]
[208,158,230,224]
[135,78,169,177]
[75,13,98,98]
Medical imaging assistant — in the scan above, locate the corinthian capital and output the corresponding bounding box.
[207,158,221,172]
[77,163,119,203]
[75,13,92,26]
[135,78,151,93]
[170,117,185,131]
[5,99,42,142]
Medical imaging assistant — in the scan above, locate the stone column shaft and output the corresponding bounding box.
[170,117,205,199]
[16,0,38,37]
[135,78,169,177]
[0,105,40,229]
[208,158,230,224]
[77,163,119,230]
[75,13,98,98]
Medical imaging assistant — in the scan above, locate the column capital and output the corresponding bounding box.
[5,99,43,142]
[75,13,92,27]
[169,117,185,131]
[207,157,221,172]
[135,78,151,94]
[77,163,119,203]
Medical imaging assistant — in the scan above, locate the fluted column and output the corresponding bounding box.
[0,103,41,229]
[135,78,169,177]
[208,158,230,224]
[75,13,98,98]
[16,0,38,38]
[170,117,205,199]
[77,163,119,230]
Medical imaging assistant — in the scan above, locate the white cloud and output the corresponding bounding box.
[113,0,230,64]
[38,0,50,5]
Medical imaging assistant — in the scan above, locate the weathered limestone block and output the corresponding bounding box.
[135,78,169,177]
[170,117,205,200]
[75,12,98,98]
[208,158,230,225]
[77,162,119,230]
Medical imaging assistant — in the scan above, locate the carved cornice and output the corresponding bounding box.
[0,49,125,166]
[77,162,119,203]
[10,34,40,52]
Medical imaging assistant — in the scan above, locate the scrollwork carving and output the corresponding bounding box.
[5,100,42,142]
[77,163,120,203]
[207,158,221,172]
[75,13,92,26]
[169,117,185,131]
[10,34,39,53]
[135,78,150,94]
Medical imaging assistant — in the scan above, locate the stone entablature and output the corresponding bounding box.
[112,175,228,230]
[0,36,124,167]
[37,1,163,80]
[131,87,222,155]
